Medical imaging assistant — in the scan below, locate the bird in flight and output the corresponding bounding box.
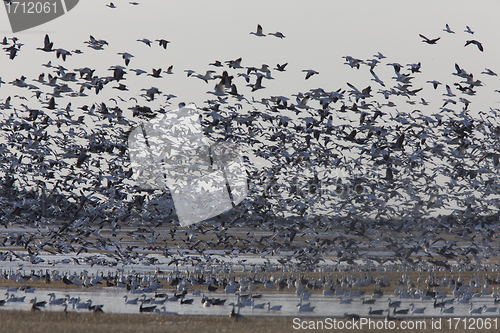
[481,68,497,76]
[137,38,152,47]
[419,34,440,44]
[464,26,474,34]
[5,45,19,60]
[55,48,71,61]
[209,60,222,67]
[443,24,454,34]
[426,80,442,89]
[156,39,170,49]
[302,69,318,80]
[268,32,285,39]
[36,34,53,52]
[148,68,162,78]
[117,52,134,66]
[250,24,266,37]
[248,75,265,91]
[373,52,386,59]
[464,40,483,52]
[274,63,288,72]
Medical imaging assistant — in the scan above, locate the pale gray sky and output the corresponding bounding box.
[1,0,500,111]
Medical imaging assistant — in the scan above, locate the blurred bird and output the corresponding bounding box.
[419,34,440,44]
[464,40,483,52]
[443,24,454,34]
[302,69,318,80]
[156,39,170,49]
[36,34,53,52]
[250,24,266,37]
[268,32,285,39]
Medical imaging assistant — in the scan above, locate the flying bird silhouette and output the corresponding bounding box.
[464,40,483,52]
[419,34,440,44]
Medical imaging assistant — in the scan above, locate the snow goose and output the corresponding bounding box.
[55,49,71,61]
[6,293,25,303]
[323,287,334,296]
[387,298,401,308]
[266,302,282,312]
[302,69,318,80]
[30,297,46,307]
[483,305,498,313]
[441,306,454,314]
[156,39,170,49]
[117,52,134,66]
[163,65,174,75]
[250,24,266,37]
[443,24,455,33]
[36,34,53,52]
[339,297,352,304]
[47,293,66,305]
[362,297,376,304]
[426,80,441,89]
[409,303,426,314]
[419,34,440,44]
[155,306,178,315]
[464,40,483,52]
[195,70,216,83]
[139,302,156,313]
[373,52,386,59]
[481,68,497,76]
[365,58,380,70]
[251,298,266,310]
[229,302,243,320]
[297,302,315,312]
[123,296,139,305]
[268,32,285,39]
[274,63,287,71]
[147,68,162,78]
[137,38,152,47]
[469,303,483,314]
[368,307,385,315]
[74,299,90,310]
[393,307,409,315]
[248,75,265,92]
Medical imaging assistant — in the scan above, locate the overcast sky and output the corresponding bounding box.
[1,0,500,112]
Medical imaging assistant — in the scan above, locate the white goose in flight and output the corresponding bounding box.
[268,31,285,39]
[443,24,454,34]
[250,24,266,37]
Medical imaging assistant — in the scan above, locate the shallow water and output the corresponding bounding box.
[2,287,499,318]
[1,248,499,318]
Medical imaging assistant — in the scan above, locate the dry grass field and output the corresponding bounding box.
[1,270,498,296]
[1,309,494,333]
